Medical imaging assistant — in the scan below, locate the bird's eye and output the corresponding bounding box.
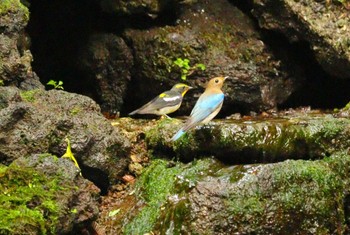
[215,79,219,83]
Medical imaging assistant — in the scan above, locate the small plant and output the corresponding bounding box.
[47,80,64,90]
[173,58,206,81]
[0,80,4,86]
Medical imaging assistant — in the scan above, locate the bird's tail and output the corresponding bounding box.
[171,128,186,141]
[129,107,143,115]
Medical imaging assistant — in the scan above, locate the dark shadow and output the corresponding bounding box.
[81,165,109,195]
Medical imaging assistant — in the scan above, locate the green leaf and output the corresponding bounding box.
[196,63,206,71]
[47,80,57,86]
[174,58,183,67]
[46,80,64,90]
[181,74,187,80]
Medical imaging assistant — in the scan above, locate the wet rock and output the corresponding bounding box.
[0,154,100,234]
[250,0,350,79]
[139,111,350,162]
[112,152,350,234]
[101,112,350,234]
[124,0,302,114]
[0,0,42,88]
[0,87,130,189]
[186,153,349,234]
[78,33,133,113]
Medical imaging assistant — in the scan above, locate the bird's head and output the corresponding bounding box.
[172,83,193,96]
[206,76,229,89]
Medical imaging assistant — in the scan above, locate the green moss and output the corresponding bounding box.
[225,157,346,233]
[146,114,350,162]
[124,159,182,234]
[69,106,81,116]
[122,150,350,233]
[0,165,62,234]
[20,89,40,103]
[145,118,175,146]
[124,158,216,234]
[0,0,29,20]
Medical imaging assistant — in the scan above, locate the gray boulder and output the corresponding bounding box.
[251,0,350,79]
[78,33,133,114]
[0,0,42,89]
[0,87,130,190]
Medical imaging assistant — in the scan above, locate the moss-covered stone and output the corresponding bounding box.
[0,0,29,20]
[122,158,218,235]
[1,86,130,191]
[107,114,350,233]
[124,159,181,234]
[145,113,350,162]
[187,152,349,234]
[222,158,345,234]
[115,151,350,234]
[0,155,75,234]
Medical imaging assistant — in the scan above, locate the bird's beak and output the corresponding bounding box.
[224,76,230,80]
[188,86,193,90]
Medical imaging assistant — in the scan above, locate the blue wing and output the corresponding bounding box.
[171,92,224,141]
[184,93,224,129]
[191,93,224,117]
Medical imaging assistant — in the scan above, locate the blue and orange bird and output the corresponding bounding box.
[171,76,228,141]
[129,83,192,118]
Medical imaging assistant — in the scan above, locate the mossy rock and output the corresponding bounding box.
[145,113,350,162]
[109,113,350,233]
[120,157,219,235]
[113,151,350,234]
[0,154,100,234]
[0,0,29,19]
[187,152,349,234]
[0,87,130,191]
